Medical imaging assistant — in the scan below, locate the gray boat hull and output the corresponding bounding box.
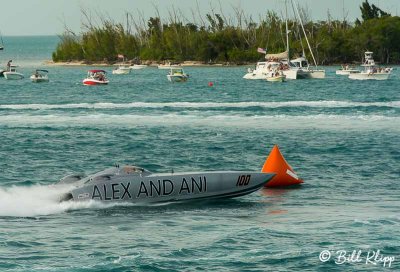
[60,167,274,203]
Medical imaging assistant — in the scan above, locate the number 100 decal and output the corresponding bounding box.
[236,175,251,186]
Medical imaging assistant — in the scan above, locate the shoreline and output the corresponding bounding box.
[44,60,253,67]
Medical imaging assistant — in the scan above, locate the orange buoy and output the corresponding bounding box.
[261,145,303,187]
[208,81,214,87]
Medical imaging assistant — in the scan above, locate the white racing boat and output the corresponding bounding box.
[349,51,391,80]
[167,68,189,82]
[30,69,49,83]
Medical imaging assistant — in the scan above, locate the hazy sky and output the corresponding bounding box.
[0,0,399,36]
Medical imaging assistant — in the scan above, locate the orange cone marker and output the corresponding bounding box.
[262,145,303,187]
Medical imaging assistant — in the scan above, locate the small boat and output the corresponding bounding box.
[58,146,302,203]
[336,64,360,75]
[167,68,189,82]
[30,69,49,83]
[349,51,391,80]
[4,65,24,80]
[82,70,109,85]
[112,65,131,75]
[266,70,286,82]
[129,64,147,70]
[158,62,181,69]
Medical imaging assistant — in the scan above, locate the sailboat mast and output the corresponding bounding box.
[285,0,289,60]
[292,0,318,68]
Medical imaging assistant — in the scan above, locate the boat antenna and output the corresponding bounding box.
[292,0,318,68]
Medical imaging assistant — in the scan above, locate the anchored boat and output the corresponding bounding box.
[83,70,109,85]
[167,68,189,82]
[4,64,24,80]
[30,69,49,83]
[349,51,391,80]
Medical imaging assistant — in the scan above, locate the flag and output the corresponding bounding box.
[117,54,124,59]
[257,48,266,54]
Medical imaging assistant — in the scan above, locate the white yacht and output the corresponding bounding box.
[349,51,391,80]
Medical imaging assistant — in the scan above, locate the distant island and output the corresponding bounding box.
[52,0,400,65]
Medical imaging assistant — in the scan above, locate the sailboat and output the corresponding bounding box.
[287,0,325,79]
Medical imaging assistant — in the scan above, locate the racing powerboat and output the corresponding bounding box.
[30,69,49,83]
[83,70,109,85]
[59,145,303,203]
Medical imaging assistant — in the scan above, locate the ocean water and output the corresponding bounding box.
[0,36,399,271]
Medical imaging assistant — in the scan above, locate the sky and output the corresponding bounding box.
[0,0,399,36]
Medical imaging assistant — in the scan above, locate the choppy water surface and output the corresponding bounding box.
[0,38,399,271]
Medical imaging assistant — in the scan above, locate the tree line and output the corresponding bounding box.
[52,0,400,65]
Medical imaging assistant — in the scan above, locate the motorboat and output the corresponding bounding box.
[243,52,298,80]
[336,64,360,75]
[82,70,109,85]
[3,65,24,80]
[30,69,49,83]
[158,62,181,69]
[167,68,189,82]
[58,145,303,203]
[266,69,286,82]
[129,64,147,70]
[112,65,131,75]
[349,51,391,80]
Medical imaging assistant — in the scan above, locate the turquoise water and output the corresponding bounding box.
[0,37,399,271]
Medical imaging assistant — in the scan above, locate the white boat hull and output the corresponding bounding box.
[349,72,390,80]
[30,75,49,83]
[167,74,188,82]
[83,79,109,85]
[336,69,360,75]
[129,65,147,70]
[158,65,180,70]
[308,70,326,79]
[266,75,286,82]
[112,68,131,75]
[4,72,24,80]
[282,69,298,80]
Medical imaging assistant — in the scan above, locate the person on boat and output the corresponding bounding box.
[34,71,39,78]
[98,73,105,81]
[6,60,12,71]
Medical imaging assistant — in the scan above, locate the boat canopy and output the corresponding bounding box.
[88,69,106,73]
[36,69,48,73]
[265,51,288,60]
